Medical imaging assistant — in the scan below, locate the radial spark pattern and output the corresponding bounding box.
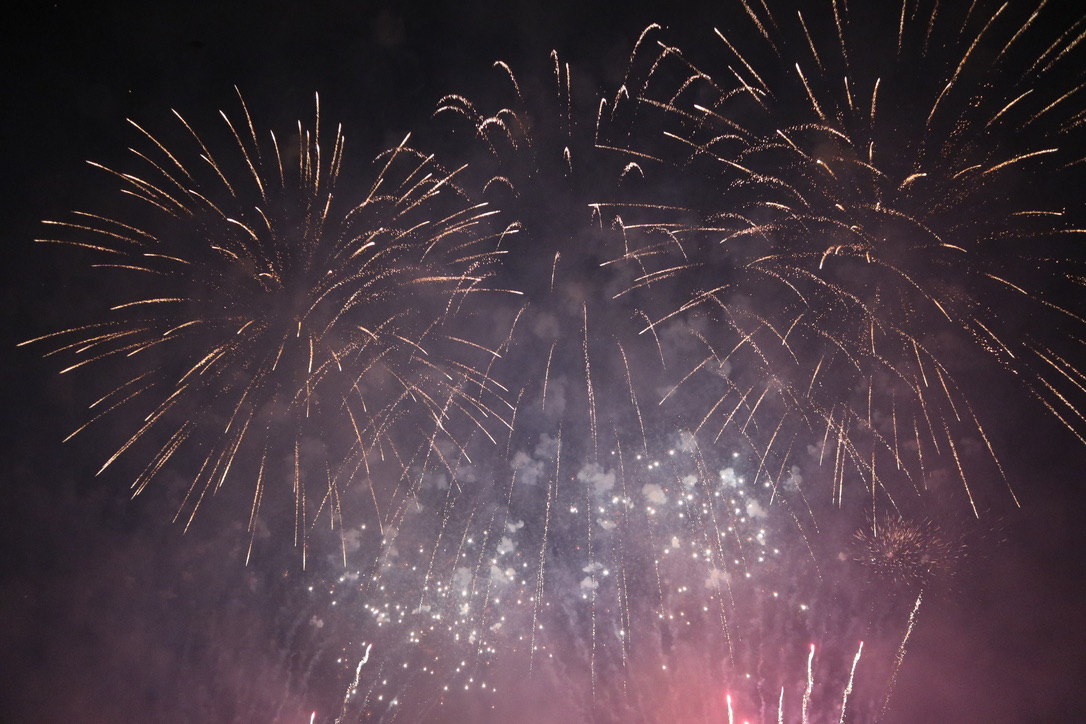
[23,93,512,560]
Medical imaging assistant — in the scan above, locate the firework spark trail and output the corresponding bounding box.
[880,590,924,721]
[334,643,372,724]
[839,641,863,724]
[802,643,815,724]
[530,429,558,673]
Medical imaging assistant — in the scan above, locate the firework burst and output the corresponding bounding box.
[22,91,514,561]
[851,515,967,587]
[598,0,1086,517]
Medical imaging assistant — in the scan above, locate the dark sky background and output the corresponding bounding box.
[3,1,1086,723]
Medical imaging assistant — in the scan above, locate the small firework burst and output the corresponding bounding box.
[852,515,965,585]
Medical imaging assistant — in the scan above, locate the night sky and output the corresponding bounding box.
[4,1,1086,723]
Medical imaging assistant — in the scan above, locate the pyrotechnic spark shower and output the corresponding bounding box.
[22,0,1086,722]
